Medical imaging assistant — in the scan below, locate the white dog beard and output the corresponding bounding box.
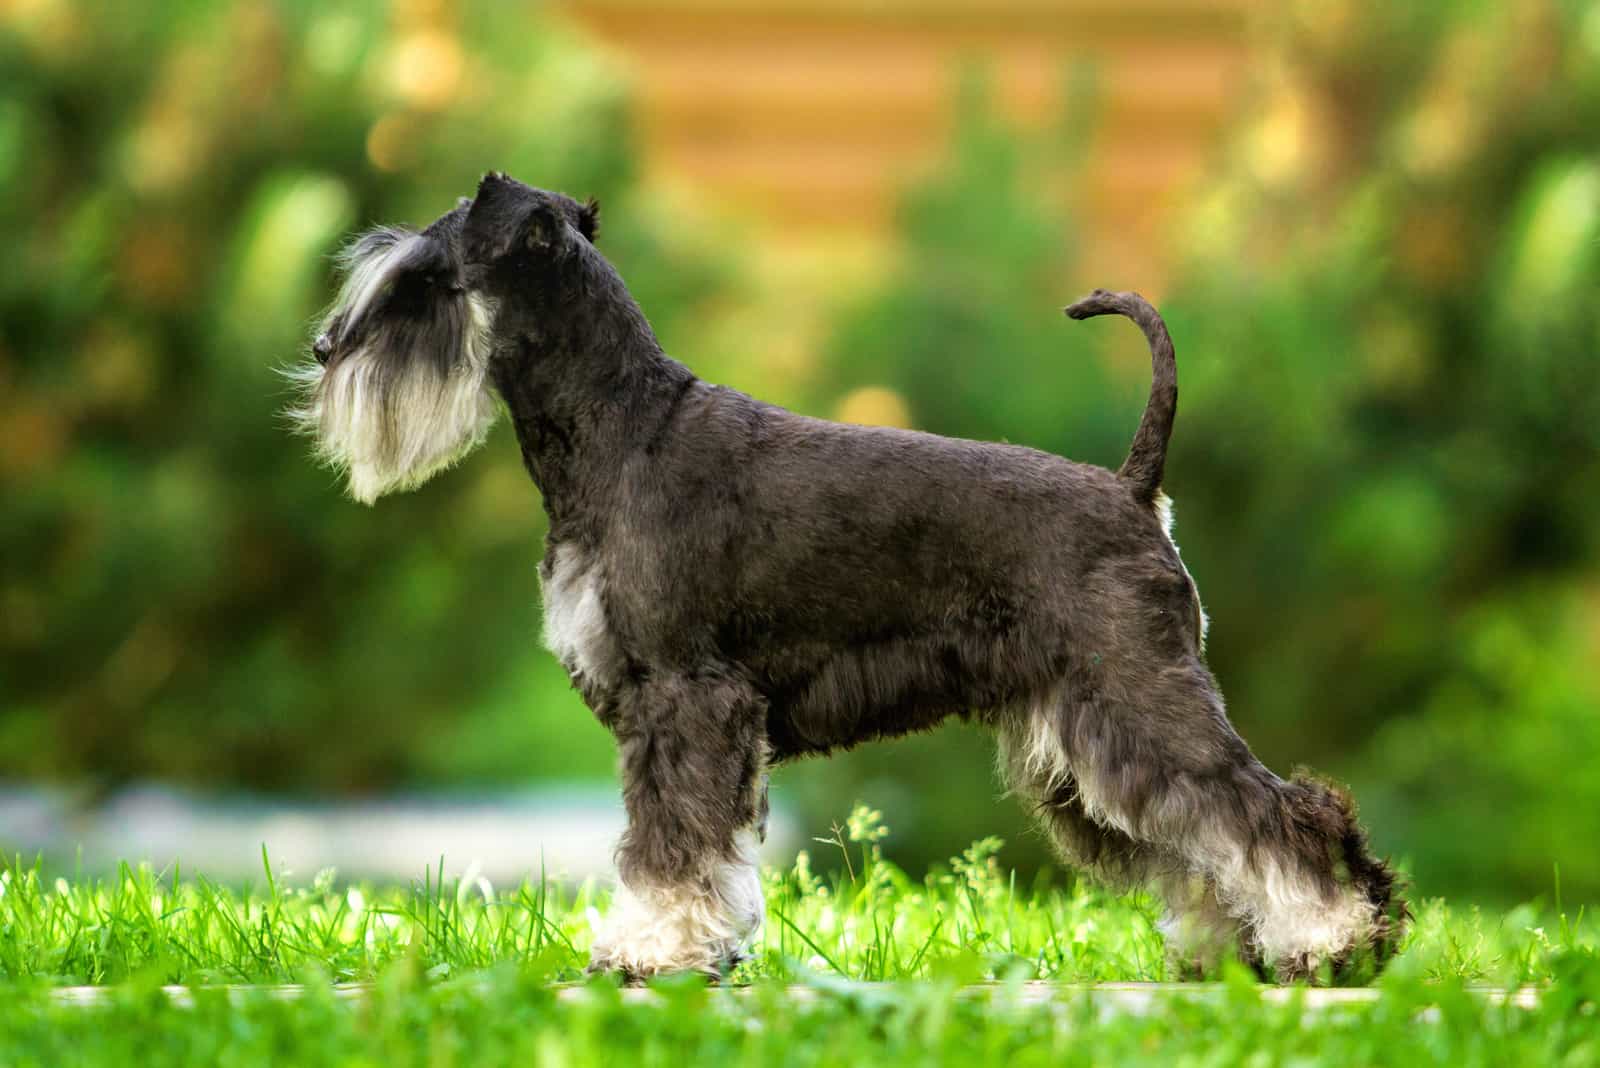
[289,235,499,504]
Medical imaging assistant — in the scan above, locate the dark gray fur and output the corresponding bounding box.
[311,172,1407,982]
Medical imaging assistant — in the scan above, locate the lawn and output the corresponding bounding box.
[2,807,1597,1066]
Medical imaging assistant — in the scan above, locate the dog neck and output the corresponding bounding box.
[490,284,694,531]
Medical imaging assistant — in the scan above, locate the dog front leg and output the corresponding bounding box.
[589,671,768,980]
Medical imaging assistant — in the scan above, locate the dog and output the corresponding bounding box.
[291,172,1407,982]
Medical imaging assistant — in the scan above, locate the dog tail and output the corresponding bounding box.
[1064,289,1176,504]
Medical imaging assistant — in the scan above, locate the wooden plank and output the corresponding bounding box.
[571,0,1251,12]
[566,1,1252,37]
[590,24,1246,73]
[638,96,1227,149]
[649,138,1208,209]
[625,41,1246,132]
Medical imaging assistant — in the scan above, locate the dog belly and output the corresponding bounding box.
[764,700,964,761]
[750,634,1024,760]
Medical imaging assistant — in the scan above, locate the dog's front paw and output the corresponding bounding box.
[585,947,641,985]
[586,948,738,985]
[586,940,728,984]
[586,952,702,986]
[588,882,756,983]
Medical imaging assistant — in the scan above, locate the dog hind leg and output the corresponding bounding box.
[997,702,1158,887]
[997,703,1254,978]
[1051,655,1395,981]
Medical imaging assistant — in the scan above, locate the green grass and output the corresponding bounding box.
[2,806,1597,1066]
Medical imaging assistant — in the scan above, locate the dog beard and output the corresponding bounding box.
[289,230,499,505]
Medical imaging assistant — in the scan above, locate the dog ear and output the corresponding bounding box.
[463,174,516,262]
[523,203,560,251]
[464,173,563,262]
[578,197,600,243]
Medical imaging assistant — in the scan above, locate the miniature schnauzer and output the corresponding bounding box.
[292,172,1406,982]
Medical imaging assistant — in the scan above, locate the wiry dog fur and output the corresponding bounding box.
[288,207,498,504]
[292,172,1407,983]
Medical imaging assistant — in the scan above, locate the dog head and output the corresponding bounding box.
[457,172,605,341]
[459,172,599,277]
[289,201,500,504]
[291,174,608,503]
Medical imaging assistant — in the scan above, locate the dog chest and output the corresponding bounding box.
[540,541,619,688]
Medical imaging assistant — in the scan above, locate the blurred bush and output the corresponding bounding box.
[0,1,730,791]
[1167,0,1600,900]
[797,0,1600,900]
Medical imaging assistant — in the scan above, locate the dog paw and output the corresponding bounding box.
[586,945,732,985]
[585,951,640,985]
[588,861,762,984]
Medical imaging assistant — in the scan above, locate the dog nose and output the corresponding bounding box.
[313,332,334,364]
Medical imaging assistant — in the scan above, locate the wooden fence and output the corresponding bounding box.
[560,0,1259,284]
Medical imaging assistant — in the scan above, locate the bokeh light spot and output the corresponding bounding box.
[835,386,913,429]
[383,29,463,111]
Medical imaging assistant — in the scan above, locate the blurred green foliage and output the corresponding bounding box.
[801,1,1600,900]
[0,1,728,791]
[1164,0,1600,902]
[2,1,1598,904]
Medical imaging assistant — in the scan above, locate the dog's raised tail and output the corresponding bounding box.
[1064,289,1176,504]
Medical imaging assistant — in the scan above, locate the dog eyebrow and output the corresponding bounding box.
[336,232,422,341]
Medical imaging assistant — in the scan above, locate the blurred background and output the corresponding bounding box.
[1,0,1597,903]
